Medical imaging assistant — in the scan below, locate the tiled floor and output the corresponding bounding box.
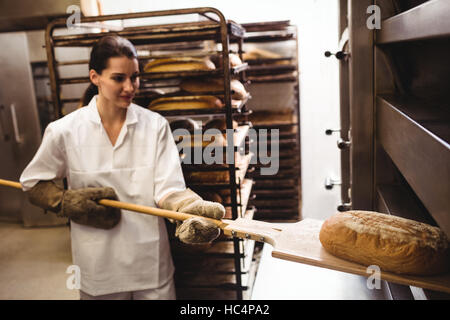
[0,222,79,300]
[0,221,390,300]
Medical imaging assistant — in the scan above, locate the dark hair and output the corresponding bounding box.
[81,35,138,106]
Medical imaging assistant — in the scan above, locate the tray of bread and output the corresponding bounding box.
[146,75,249,115]
[141,53,248,81]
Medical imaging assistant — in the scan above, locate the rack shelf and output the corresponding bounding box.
[376,95,450,236]
[376,0,450,44]
[52,20,245,46]
[241,20,291,32]
[58,64,249,85]
[244,33,295,43]
[376,184,436,226]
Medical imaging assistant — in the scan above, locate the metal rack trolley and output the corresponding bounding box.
[241,20,301,221]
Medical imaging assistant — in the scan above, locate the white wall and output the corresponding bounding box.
[98,0,342,220]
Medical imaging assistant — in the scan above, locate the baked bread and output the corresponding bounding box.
[177,132,225,148]
[148,96,224,111]
[180,78,248,100]
[143,57,215,73]
[243,48,282,61]
[319,211,450,276]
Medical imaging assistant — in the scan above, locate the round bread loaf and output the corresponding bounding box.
[144,57,215,73]
[319,211,450,276]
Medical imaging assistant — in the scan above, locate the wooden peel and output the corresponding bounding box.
[2,178,450,293]
[0,178,225,228]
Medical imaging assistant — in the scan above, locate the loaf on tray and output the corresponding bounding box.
[143,57,215,73]
[180,78,248,101]
[148,96,224,111]
[243,47,289,64]
[319,211,450,276]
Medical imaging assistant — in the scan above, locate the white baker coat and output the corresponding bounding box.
[20,96,186,296]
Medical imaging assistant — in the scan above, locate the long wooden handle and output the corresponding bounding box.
[98,199,224,227]
[0,178,225,228]
[0,179,21,189]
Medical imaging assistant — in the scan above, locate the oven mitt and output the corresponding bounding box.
[159,188,225,244]
[26,180,121,229]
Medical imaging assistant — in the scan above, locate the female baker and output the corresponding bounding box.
[20,35,225,300]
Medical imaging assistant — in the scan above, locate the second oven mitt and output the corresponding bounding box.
[159,188,225,244]
[26,180,121,229]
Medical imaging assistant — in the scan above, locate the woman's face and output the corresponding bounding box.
[90,56,140,109]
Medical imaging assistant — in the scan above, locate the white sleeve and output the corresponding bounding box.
[20,123,67,191]
[153,117,186,204]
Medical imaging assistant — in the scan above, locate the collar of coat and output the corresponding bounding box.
[87,95,138,126]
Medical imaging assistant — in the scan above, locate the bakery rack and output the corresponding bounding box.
[239,20,301,222]
[45,7,258,300]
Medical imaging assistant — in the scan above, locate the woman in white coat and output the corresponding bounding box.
[20,35,225,300]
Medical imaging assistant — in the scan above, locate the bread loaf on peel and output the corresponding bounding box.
[319,211,450,276]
